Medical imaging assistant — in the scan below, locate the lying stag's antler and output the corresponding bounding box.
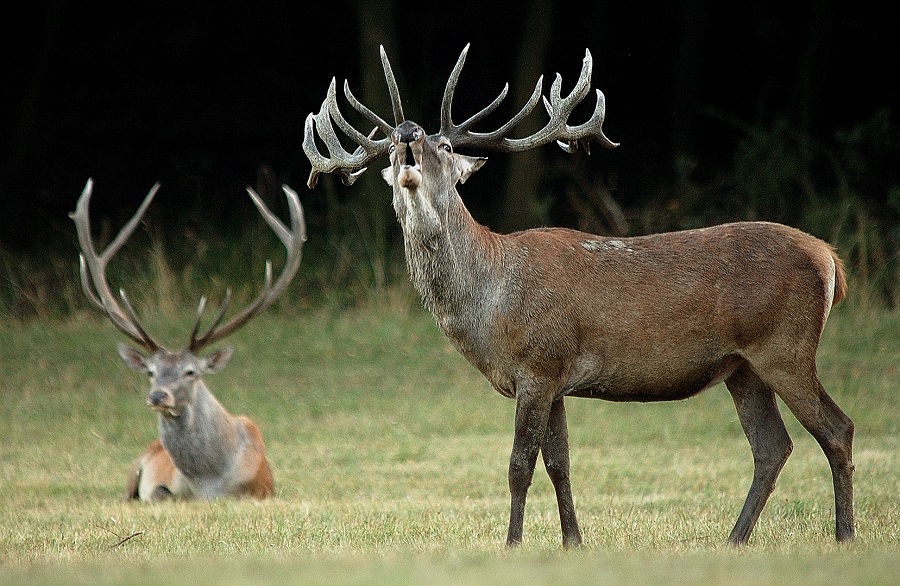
[71,179,163,349]
[303,44,617,187]
[70,179,306,351]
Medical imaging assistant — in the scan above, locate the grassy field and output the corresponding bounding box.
[0,303,898,585]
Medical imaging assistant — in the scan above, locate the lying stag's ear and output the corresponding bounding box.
[456,155,487,184]
[200,345,234,374]
[117,342,148,372]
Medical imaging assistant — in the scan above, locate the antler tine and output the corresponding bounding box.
[304,45,417,189]
[443,48,618,154]
[70,179,160,350]
[439,44,544,147]
[379,45,405,126]
[117,288,161,350]
[438,43,472,133]
[188,294,209,348]
[188,289,234,352]
[342,80,393,138]
[539,49,619,153]
[188,185,305,352]
[304,79,392,189]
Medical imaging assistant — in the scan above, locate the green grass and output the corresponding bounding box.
[0,304,898,585]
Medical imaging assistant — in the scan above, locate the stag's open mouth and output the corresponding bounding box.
[397,165,421,189]
[397,143,422,189]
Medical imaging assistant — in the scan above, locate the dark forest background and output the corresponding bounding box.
[2,0,899,316]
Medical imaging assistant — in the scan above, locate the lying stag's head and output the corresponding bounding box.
[70,180,306,418]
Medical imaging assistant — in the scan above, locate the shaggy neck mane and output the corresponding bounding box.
[401,189,502,323]
[159,384,235,477]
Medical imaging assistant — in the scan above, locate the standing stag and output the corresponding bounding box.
[303,45,854,547]
[71,179,306,501]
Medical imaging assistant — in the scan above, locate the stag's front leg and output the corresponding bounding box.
[541,397,582,548]
[506,384,554,547]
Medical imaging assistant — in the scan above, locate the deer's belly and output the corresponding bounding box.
[565,353,743,402]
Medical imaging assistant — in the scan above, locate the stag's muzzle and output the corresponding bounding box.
[393,121,425,189]
[147,388,177,416]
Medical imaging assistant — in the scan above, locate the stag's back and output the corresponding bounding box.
[467,221,844,400]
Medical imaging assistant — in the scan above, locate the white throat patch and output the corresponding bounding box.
[402,185,442,235]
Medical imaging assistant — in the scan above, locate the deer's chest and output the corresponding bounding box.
[158,416,238,482]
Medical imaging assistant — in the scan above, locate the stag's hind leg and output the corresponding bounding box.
[755,361,855,542]
[541,397,582,548]
[725,363,794,545]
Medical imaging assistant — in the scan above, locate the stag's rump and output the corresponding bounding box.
[488,221,842,401]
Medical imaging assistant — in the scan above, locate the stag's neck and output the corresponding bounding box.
[157,383,237,479]
[401,190,503,348]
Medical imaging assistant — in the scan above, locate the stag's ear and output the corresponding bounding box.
[455,155,487,184]
[116,343,147,372]
[200,345,234,374]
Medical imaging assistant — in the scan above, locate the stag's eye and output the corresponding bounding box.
[388,145,395,156]
[184,368,197,378]
[440,143,452,154]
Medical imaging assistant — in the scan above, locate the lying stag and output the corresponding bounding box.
[303,45,854,546]
[71,179,306,500]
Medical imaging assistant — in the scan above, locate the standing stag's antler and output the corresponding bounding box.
[303,45,618,187]
[302,47,404,188]
[439,44,619,154]
[71,179,306,352]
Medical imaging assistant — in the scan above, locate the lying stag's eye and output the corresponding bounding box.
[440,143,452,153]
[388,145,395,155]
[184,368,197,378]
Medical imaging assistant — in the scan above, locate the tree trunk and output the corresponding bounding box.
[497,0,554,232]
[671,0,707,178]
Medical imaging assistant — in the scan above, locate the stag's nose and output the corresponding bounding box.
[393,121,424,145]
[147,389,170,407]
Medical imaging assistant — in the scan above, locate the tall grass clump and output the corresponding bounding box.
[0,246,83,319]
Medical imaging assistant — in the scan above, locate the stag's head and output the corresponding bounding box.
[70,179,306,418]
[304,44,617,233]
[380,120,486,235]
[116,343,233,418]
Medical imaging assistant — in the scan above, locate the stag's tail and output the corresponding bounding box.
[831,248,848,307]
